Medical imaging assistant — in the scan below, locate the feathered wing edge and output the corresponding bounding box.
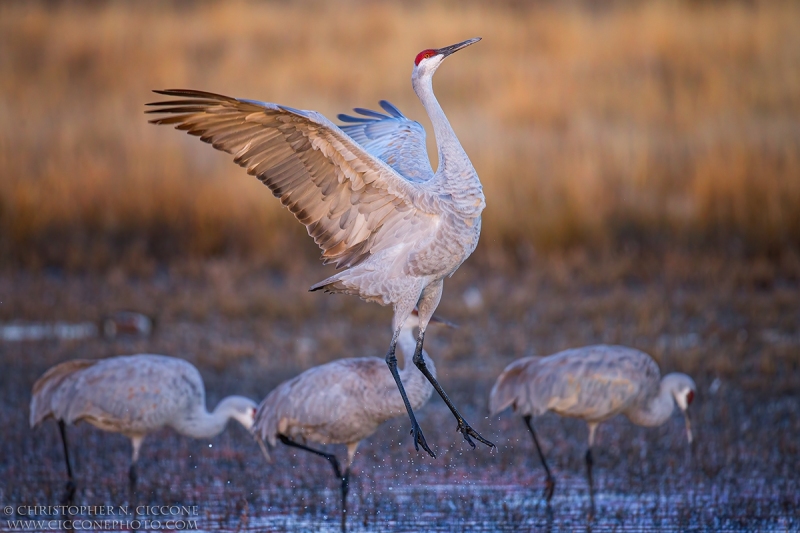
[337,100,434,183]
[337,100,405,123]
[253,380,298,461]
[147,90,433,273]
[30,360,97,428]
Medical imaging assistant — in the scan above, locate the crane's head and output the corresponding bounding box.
[665,373,697,444]
[221,396,258,431]
[413,37,481,78]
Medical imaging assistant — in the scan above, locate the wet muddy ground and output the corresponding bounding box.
[1,256,798,531]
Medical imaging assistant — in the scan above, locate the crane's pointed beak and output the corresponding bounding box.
[436,37,481,58]
[254,433,272,463]
[429,313,459,329]
[683,410,693,444]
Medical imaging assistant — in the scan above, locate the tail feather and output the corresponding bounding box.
[489,357,541,416]
[309,272,391,305]
[30,360,96,428]
[309,274,365,299]
[309,273,346,293]
[254,387,288,453]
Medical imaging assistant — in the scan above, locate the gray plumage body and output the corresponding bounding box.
[489,344,696,506]
[254,314,437,532]
[490,345,695,443]
[30,354,256,481]
[147,45,483,325]
[147,37,493,455]
[255,315,434,468]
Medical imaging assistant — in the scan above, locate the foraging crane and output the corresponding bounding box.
[30,354,257,498]
[254,311,447,532]
[147,37,493,457]
[489,345,696,509]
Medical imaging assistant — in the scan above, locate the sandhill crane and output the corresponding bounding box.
[147,37,493,457]
[254,311,448,532]
[489,345,696,511]
[30,354,257,498]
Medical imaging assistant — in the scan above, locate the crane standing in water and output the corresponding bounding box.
[254,310,447,532]
[490,345,696,511]
[148,38,493,456]
[30,354,257,498]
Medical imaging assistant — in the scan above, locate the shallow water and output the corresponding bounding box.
[2,268,798,532]
[5,479,797,532]
[3,392,798,532]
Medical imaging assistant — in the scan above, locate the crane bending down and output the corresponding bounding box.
[254,311,445,532]
[30,355,257,498]
[489,345,696,510]
[147,37,493,456]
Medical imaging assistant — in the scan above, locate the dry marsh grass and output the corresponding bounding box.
[1,0,799,269]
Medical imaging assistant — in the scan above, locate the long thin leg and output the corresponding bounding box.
[129,435,143,493]
[585,448,596,518]
[129,464,137,491]
[340,468,350,533]
[58,420,76,502]
[523,415,555,501]
[412,337,495,450]
[279,435,342,478]
[279,436,351,531]
[385,336,435,458]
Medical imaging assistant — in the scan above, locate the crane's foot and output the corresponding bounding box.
[544,476,555,502]
[456,419,495,450]
[411,422,435,458]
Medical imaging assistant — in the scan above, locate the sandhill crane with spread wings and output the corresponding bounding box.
[254,311,448,532]
[490,345,696,511]
[30,354,257,498]
[147,37,493,456]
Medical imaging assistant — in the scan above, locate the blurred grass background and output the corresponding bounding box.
[1,0,799,271]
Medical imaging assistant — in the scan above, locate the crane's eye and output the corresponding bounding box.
[415,49,436,66]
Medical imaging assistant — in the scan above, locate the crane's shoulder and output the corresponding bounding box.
[544,345,659,376]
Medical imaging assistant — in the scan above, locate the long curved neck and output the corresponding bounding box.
[626,379,675,428]
[413,74,468,176]
[413,72,484,217]
[396,325,435,410]
[172,397,238,439]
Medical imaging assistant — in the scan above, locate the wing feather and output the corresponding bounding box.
[149,89,434,269]
[338,101,434,183]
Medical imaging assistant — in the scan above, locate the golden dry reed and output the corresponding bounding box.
[1,0,799,269]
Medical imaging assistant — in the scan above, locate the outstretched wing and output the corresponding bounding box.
[338,101,434,183]
[147,90,436,269]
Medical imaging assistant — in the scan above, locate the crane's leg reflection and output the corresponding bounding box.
[128,464,137,492]
[586,448,596,520]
